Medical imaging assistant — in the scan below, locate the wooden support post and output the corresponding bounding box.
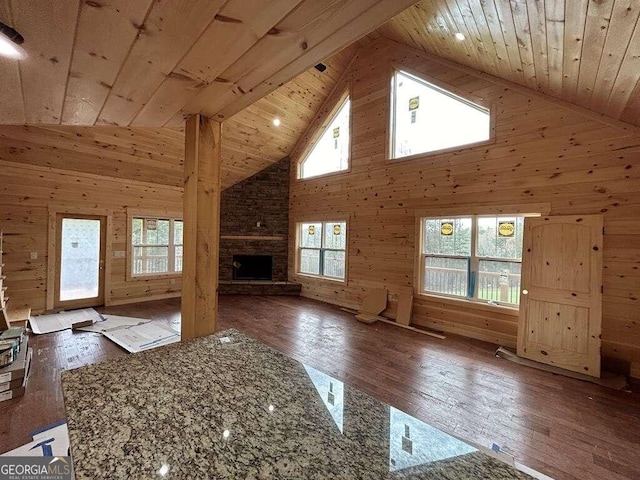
[181,115,221,340]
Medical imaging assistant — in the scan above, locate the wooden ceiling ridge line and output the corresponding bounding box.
[136,0,312,128]
[0,157,183,193]
[288,45,362,161]
[208,0,420,122]
[375,37,640,138]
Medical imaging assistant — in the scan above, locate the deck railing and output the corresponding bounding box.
[425,266,521,304]
[134,256,168,275]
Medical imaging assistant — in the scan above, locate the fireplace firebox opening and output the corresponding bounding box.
[232,255,273,281]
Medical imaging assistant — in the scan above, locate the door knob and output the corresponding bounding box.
[522,289,528,295]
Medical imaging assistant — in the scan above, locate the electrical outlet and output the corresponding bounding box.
[170,279,176,285]
[113,251,126,258]
[30,252,38,260]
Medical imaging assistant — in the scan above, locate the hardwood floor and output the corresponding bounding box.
[1,295,639,480]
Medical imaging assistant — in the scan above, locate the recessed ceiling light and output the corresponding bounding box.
[0,22,26,59]
[273,118,281,127]
[454,32,466,41]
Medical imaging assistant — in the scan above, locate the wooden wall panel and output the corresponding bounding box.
[0,131,183,314]
[289,38,640,377]
[0,125,184,187]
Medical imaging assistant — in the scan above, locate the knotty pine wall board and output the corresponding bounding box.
[289,39,640,376]
[0,159,183,313]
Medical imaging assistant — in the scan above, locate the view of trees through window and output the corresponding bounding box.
[299,221,347,279]
[300,98,350,179]
[132,217,183,276]
[422,216,525,305]
[391,70,491,159]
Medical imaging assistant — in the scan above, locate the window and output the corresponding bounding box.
[131,216,183,277]
[390,70,491,159]
[299,97,350,179]
[419,215,525,306]
[298,221,347,280]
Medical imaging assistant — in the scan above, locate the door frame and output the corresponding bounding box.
[46,207,113,312]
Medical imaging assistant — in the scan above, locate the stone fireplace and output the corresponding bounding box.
[218,157,300,295]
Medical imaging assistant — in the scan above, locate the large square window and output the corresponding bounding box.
[420,215,525,306]
[131,216,183,277]
[391,70,491,159]
[298,221,347,280]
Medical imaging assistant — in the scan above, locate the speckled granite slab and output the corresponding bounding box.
[61,329,542,479]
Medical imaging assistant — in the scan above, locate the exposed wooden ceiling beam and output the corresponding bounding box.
[131,0,305,127]
[190,0,418,121]
[96,0,229,127]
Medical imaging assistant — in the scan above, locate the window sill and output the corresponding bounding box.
[416,292,519,317]
[128,273,182,282]
[294,272,347,284]
[296,166,351,183]
[388,137,496,164]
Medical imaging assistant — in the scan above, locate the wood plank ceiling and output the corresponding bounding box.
[0,0,414,187]
[376,0,640,127]
[3,0,640,188]
[0,43,359,189]
[0,0,414,126]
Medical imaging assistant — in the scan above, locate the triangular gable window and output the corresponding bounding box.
[391,70,491,159]
[300,97,350,179]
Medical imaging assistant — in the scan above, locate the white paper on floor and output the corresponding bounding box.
[1,422,69,457]
[29,308,104,334]
[75,314,150,333]
[102,320,180,353]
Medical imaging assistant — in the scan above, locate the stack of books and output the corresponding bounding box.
[0,327,31,402]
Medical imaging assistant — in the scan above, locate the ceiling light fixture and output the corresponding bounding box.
[454,32,466,41]
[273,118,281,127]
[0,22,26,59]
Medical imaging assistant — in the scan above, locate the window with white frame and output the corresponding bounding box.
[419,215,525,306]
[390,70,491,159]
[299,97,350,179]
[298,221,347,280]
[131,216,183,277]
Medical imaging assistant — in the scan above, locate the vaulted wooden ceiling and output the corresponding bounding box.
[0,0,413,187]
[376,0,640,127]
[2,0,640,190]
[0,44,359,189]
[0,0,414,126]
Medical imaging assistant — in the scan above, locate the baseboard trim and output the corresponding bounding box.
[107,292,181,307]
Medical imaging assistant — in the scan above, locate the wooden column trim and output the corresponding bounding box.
[182,115,222,340]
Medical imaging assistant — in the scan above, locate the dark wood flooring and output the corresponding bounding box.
[1,295,639,480]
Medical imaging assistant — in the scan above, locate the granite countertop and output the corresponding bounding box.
[61,329,540,479]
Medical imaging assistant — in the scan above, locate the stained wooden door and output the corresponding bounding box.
[517,215,603,377]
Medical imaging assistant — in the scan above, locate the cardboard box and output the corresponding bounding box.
[0,336,30,384]
[0,386,25,402]
[0,377,23,393]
